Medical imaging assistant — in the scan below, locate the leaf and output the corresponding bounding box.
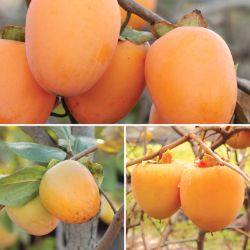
[47,127,71,141]
[6,142,66,163]
[72,137,96,155]
[0,25,25,42]
[0,166,46,207]
[121,27,154,45]
[234,102,249,124]
[0,210,14,233]
[177,10,208,28]
[97,140,122,154]
[80,159,104,186]
[47,159,61,169]
[152,21,176,38]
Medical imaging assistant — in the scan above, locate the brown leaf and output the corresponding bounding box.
[178,10,208,28]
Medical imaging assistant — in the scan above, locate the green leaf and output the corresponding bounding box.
[48,127,71,141]
[0,210,14,233]
[72,137,96,154]
[0,26,25,42]
[80,159,104,186]
[121,27,154,45]
[152,21,176,37]
[0,166,46,207]
[6,142,67,163]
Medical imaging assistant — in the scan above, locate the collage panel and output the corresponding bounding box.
[0,0,249,125]
[0,126,124,250]
[126,125,250,250]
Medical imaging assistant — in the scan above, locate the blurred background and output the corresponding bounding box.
[0,0,249,123]
[0,126,124,250]
[126,125,250,250]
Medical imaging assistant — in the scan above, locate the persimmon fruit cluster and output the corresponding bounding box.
[6,160,100,236]
[131,153,245,232]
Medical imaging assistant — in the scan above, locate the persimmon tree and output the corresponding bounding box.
[0,126,124,250]
[126,126,250,250]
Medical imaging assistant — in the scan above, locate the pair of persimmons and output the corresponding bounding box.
[0,0,236,124]
[132,131,250,232]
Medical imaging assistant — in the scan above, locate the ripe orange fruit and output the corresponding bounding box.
[180,163,245,232]
[227,131,250,149]
[131,159,186,219]
[149,105,167,124]
[0,39,55,123]
[65,41,148,124]
[39,160,100,224]
[6,196,58,236]
[121,0,158,29]
[145,27,237,124]
[26,0,121,97]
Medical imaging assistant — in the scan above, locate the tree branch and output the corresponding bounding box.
[70,145,97,161]
[118,0,165,25]
[95,206,124,250]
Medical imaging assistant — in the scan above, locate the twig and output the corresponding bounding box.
[118,0,165,25]
[95,206,124,250]
[120,11,132,33]
[197,230,206,250]
[100,188,117,214]
[70,145,97,161]
[126,134,190,167]
[140,212,148,250]
[152,237,198,250]
[238,78,250,95]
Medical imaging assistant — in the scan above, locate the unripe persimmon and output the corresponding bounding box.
[26,0,121,97]
[145,27,237,124]
[131,159,186,219]
[149,105,167,124]
[180,163,245,232]
[121,0,158,29]
[65,41,148,124]
[39,160,100,224]
[0,39,55,124]
[227,131,250,149]
[6,196,58,236]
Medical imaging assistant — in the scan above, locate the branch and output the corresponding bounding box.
[100,188,117,214]
[70,145,97,161]
[197,230,206,250]
[95,206,124,250]
[118,0,165,25]
[238,78,250,95]
[20,127,55,146]
[126,134,190,167]
[152,238,198,250]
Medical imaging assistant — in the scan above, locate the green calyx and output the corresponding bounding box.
[0,26,25,42]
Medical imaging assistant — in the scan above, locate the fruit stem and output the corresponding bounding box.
[100,188,117,214]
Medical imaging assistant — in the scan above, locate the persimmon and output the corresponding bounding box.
[0,226,17,249]
[131,158,186,219]
[0,39,55,124]
[227,131,250,149]
[6,196,58,236]
[180,162,245,232]
[121,0,158,29]
[39,160,100,224]
[65,41,148,124]
[149,105,167,124]
[26,0,121,97]
[145,27,237,124]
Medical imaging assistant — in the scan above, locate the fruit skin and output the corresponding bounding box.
[39,160,100,224]
[6,196,58,236]
[65,41,148,124]
[180,165,245,232]
[131,161,186,219]
[26,0,121,97]
[121,0,157,29]
[149,105,167,124]
[0,39,55,124]
[145,27,237,124]
[227,131,250,149]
